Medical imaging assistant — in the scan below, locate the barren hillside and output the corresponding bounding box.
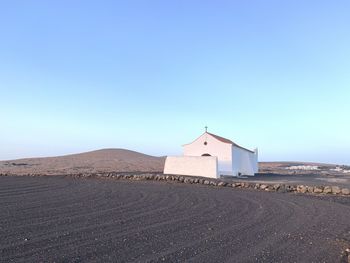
[0,149,165,175]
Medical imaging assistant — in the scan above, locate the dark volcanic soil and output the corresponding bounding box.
[0,176,350,263]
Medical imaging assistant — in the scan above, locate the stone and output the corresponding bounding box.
[313,186,323,193]
[331,186,341,194]
[204,180,210,185]
[307,186,314,193]
[260,184,268,190]
[297,185,307,193]
[218,182,227,187]
[267,185,274,191]
[194,178,199,184]
[284,185,292,192]
[273,184,281,191]
[341,188,350,195]
[323,186,332,194]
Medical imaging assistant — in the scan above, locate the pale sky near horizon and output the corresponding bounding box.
[1,1,350,164]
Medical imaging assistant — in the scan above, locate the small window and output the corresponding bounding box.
[202,153,211,156]
[204,141,207,145]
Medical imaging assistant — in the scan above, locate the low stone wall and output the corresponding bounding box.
[1,172,349,196]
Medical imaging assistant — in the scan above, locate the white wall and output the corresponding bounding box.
[183,133,233,176]
[164,156,219,178]
[232,146,258,176]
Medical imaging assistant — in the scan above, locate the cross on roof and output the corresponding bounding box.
[205,126,208,132]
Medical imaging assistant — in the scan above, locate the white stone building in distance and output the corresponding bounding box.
[164,129,258,179]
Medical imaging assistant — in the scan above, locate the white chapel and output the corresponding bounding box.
[164,129,258,178]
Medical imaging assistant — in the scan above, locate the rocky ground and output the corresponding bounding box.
[234,173,350,189]
[1,176,350,262]
[259,161,350,177]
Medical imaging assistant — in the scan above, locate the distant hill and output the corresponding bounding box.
[0,149,345,176]
[0,149,165,175]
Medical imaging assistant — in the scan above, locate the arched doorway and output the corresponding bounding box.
[201,153,211,156]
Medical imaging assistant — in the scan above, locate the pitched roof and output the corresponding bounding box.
[207,132,255,153]
[207,132,234,144]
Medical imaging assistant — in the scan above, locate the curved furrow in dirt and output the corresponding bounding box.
[0,176,349,263]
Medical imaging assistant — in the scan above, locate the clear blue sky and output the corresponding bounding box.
[1,1,349,164]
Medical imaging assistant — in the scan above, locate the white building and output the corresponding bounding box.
[164,131,258,178]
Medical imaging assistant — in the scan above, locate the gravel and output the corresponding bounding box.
[0,176,349,262]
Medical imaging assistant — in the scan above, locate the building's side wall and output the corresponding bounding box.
[232,146,258,176]
[183,134,233,176]
[163,156,218,178]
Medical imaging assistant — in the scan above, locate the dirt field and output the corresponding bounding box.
[1,176,349,262]
[0,149,165,175]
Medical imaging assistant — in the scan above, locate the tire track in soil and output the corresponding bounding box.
[0,176,349,263]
